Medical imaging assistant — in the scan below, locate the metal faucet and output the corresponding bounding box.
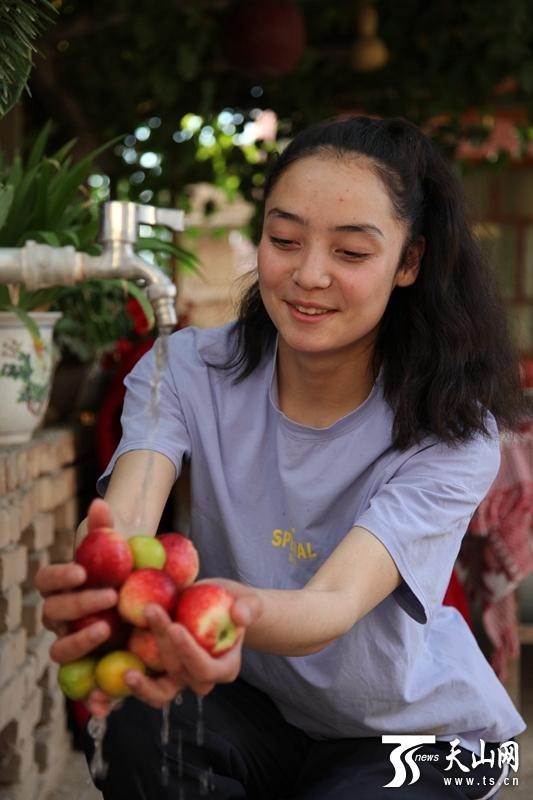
[0,201,185,333]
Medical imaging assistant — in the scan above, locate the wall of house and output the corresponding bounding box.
[0,428,80,800]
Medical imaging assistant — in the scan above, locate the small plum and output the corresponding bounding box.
[127,628,164,672]
[158,532,199,590]
[118,568,179,628]
[174,583,242,657]
[69,607,129,655]
[58,658,97,700]
[128,535,166,569]
[75,527,133,587]
[95,650,146,697]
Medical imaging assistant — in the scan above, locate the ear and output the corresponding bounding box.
[395,236,425,288]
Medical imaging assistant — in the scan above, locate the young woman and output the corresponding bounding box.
[36,116,526,799]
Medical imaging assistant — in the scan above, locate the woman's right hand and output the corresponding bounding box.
[35,562,118,664]
[34,498,118,665]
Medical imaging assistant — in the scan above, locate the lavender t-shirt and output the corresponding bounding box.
[98,323,525,744]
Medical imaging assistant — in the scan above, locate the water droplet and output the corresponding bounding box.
[87,716,109,781]
[177,727,184,779]
[161,702,171,746]
[160,702,171,785]
[196,694,204,746]
[176,726,186,799]
[199,769,209,795]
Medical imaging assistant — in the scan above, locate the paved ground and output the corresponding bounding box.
[47,752,101,800]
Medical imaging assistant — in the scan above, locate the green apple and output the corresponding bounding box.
[58,658,97,700]
[128,535,166,569]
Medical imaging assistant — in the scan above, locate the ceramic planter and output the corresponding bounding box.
[0,311,62,445]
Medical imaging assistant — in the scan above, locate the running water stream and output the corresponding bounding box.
[85,332,171,784]
[132,332,170,535]
[196,694,204,746]
[87,716,108,781]
[87,699,124,781]
[161,701,171,786]
[196,694,216,794]
[86,331,215,794]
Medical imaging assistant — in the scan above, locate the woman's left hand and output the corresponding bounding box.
[101,578,262,710]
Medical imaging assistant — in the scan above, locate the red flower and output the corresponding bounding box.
[126,298,152,336]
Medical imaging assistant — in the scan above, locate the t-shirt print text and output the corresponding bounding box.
[271,528,318,562]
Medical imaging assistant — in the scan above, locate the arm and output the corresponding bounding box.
[36,450,176,665]
[237,525,401,656]
[123,525,400,709]
[76,449,177,542]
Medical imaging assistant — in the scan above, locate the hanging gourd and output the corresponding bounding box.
[351,1,389,71]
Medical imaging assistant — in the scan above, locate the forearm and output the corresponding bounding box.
[242,526,401,657]
[244,586,355,656]
[104,450,176,538]
[73,451,176,549]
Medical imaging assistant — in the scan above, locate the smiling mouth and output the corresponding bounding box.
[289,303,335,316]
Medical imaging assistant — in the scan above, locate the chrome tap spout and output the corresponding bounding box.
[79,243,178,332]
[0,200,185,331]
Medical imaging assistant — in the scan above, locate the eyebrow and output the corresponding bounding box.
[266,207,384,238]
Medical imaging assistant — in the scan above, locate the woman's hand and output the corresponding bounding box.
[36,562,118,663]
[35,498,119,665]
[36,494,263,715]
[115,579,263,710]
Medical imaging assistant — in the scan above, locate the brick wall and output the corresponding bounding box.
[0,428,82,800]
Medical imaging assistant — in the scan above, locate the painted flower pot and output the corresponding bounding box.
[0,311,62,445]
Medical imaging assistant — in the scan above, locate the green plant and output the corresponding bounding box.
[0,121,196,360]
[0,0,56,118]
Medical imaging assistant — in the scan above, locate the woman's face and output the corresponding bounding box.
[258,154,421,367]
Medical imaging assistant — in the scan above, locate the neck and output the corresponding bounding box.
[276,341,376,428]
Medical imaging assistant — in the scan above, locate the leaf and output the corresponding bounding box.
[0,56,31,118]
[5,155,22,191]
[22,230,62,247]
[136,236,200,272]
[106,279,155,329]
[46,135,122,223]
[19,286,66,311]
[0,183,14,230]
[0,1,56,117]
[4,305,44,352]
[0,284,11,306]
[26,120,53,170]
[50,138,77,165]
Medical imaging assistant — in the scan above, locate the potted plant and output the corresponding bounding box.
[0,122,194,444]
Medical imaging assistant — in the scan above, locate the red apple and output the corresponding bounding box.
[127,628,164,672]
[158,533,199,590]
[69,607,129,654]
[174,583,242,657]
[75,527,133,587]
[118,568,179,628]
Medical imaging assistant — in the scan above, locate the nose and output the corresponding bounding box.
[292,248,332,290]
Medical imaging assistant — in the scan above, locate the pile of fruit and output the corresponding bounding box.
[58,527,240,701]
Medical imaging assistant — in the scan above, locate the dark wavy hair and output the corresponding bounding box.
[221,116,525,449]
